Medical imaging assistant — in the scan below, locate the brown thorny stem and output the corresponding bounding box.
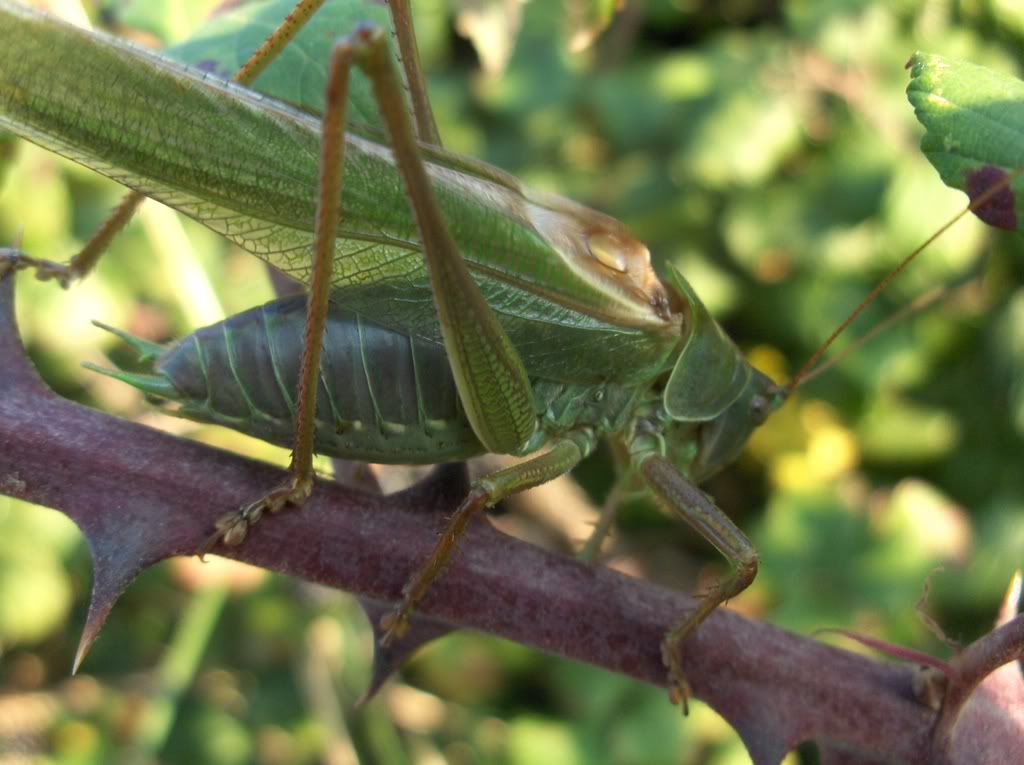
[786,167,1023,394]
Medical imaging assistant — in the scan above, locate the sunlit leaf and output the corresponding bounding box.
[563,0,620,52]
[907,52,1024,232]
[454,0,525,76]
[168,0,392,123]
[100,0,223,44]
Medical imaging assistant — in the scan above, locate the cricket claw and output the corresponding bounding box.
[196,476,313,557]
[33,262,74,288]
[379,602,412,647]
[661,637,692,715]
[217,510,254,545]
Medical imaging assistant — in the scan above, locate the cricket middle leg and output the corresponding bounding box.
[639,455,759,714]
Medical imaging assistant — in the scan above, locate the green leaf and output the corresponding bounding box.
[989,0,1024,39]
[167,0,393,125]
[563,0,620,52]
[907,52,1024,232]
[0,499,77,645]
[101,0,224,44]
[454,0,524,76]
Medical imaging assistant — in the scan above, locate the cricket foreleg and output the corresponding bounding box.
[350,26,537,456]
[1,0,329,288]
[380,433,593,645]
[209,36,355,550]
[639,455,759,713]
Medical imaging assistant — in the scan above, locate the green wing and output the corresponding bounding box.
[0,2,680,383]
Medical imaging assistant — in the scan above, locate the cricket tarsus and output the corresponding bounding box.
[213,475,314,547]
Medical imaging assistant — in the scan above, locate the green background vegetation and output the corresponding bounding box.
[1,0,1023,762]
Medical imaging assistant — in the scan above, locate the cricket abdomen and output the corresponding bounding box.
[161,296,485,463]
[104,296,649,463]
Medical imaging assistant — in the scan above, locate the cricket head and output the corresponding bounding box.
[687,366,785,481]
[659,264,786,481]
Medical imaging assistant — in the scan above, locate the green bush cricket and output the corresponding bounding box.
[0,0,1010,710]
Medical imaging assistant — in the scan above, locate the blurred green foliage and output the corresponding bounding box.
[1,0,1023,762]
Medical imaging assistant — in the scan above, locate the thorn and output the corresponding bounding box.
[71,643,88,676]
[355,598,454,705]
[72,593,120,675]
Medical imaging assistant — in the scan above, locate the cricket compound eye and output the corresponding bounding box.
[750,394,770,424]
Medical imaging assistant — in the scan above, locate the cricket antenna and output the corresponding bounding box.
[786,168,1021,395]
[790,285,948,389]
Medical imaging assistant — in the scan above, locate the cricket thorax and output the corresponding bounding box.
[619,401,693,471]
[523,379,649,454]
